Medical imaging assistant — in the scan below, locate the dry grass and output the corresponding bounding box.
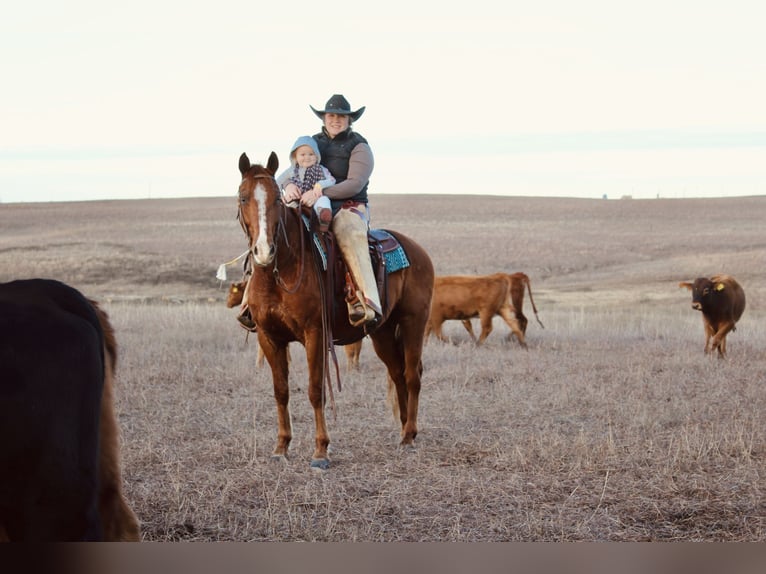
[1,194,765,541]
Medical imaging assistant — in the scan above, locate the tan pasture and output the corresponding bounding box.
[1,194,765,541]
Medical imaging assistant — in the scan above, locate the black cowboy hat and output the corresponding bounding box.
[310,94,365,122]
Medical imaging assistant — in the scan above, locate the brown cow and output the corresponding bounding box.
[678,274,746,358]
[458,272,543,343]
[227,281,362,369]
[226,280,247,308]
[426,273,527,347]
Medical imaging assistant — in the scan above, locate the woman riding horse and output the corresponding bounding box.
[237,152,434,469]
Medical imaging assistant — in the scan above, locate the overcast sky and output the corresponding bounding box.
[2,0,765,203]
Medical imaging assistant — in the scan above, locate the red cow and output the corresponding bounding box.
[458,272,544,343]
[678,274,746,358]
[426,273,526,347]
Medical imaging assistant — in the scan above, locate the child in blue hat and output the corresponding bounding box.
[277,136,335,232]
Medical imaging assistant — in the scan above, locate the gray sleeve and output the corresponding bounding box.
[323,143,374,200]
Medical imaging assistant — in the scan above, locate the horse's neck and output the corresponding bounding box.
[279,207,307,261]
[255,207,308,288]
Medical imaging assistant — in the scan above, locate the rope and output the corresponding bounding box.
[216,250,249,281]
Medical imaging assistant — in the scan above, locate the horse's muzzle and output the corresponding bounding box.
[251,243,276,266]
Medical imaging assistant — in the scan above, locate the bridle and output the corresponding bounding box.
[237,172,306,294]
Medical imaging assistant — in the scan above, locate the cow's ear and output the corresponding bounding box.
[715,283,725,292]
[678,282,693,291]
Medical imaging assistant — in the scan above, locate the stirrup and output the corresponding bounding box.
[237,309,257,332]
[347,300,367,327]
[363,297,382,327]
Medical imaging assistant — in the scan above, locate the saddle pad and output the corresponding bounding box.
[371,230,410,274]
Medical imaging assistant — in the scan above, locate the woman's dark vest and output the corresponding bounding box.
[313,129,369,209]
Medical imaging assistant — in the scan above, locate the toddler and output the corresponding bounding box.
[277,136,335,232]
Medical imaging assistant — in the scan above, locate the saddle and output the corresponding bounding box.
[303,211,409,345]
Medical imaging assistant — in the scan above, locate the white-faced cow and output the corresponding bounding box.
[678,274,746,358]
[0,279,140,541]
[425,273,527,347]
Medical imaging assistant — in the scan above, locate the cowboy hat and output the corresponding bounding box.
[310,94,365,122]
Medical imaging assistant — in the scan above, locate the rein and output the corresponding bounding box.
[272,203,306,294]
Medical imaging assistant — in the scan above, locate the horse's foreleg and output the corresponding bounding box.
[261,339,292,459]
[306,332,330,469]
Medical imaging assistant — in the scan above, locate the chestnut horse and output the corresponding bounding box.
[237,152,434,469]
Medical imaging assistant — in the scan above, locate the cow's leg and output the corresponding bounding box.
[711,322,735,359]
[431,318,450,343]
[260,336,292,459]
[499,306,527,348]
[461,320,478,342]
[703,321,715,354]
[344,340,361,370]
[477,311,494,345]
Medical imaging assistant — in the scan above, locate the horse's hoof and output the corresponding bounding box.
[399,442,417,454]
[271,454,288,464]
[310,458,330,470]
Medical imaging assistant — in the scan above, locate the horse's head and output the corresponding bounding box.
[238,152,280,266]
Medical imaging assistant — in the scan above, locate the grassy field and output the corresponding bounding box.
[1,194,765,541]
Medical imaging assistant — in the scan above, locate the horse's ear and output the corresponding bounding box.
[266,151,279,174]
[239,153,251,175]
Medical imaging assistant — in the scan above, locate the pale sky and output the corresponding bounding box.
[2,0,765,203]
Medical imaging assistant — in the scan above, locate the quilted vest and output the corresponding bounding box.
[313,129,369,206]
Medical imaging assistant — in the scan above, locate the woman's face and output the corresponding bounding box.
[323,113,350,138]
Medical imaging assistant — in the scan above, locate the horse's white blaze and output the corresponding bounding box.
[252,182,272,265]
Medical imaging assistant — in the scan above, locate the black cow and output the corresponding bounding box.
[0,279,139,541]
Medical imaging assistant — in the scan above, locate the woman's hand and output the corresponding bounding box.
[281,183,301,204]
